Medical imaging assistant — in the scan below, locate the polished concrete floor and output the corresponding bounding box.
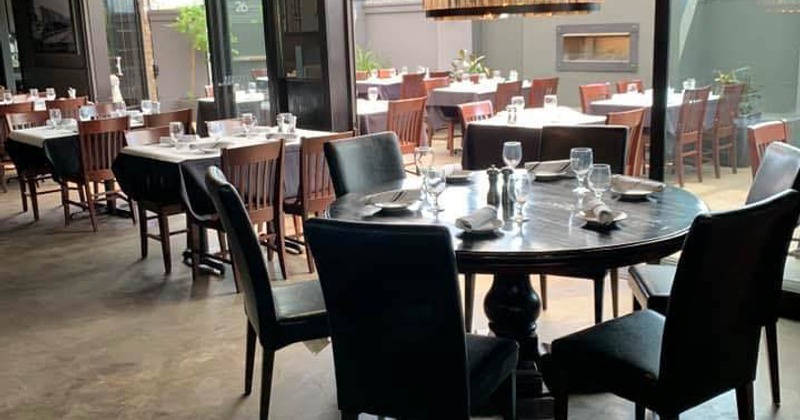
[1,143,798,419]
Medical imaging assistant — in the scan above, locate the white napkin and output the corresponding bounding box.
[611,175,665,193]
[582,197,614,226]
[189,139,237,150]
[525,159,571,175]
[442,163,463,177]
[455,206,498,231]
[159,136,175,146]
[365,189,422,205]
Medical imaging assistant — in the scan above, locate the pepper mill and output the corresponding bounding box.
[501,167,514,220]
[486,165,500,207]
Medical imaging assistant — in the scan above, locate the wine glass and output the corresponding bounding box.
[510,95,525,111]
[367,87,379,102]
[425,168,446,213]
[400,66,409,75]
[627,83,639,94]
[3,92,13,104]
[588,164,612,200]
[140,99,153,115]
[48,108,62,129]
[570,147,593,194]
[79,105,95,121]
[414,146,434,175]
[114,101,127,117]
[169,121,184,145]
[512,173,532,225]
[502,141,522,169]
[207,121,224,140]
[508,70,518,82]
[240,113,257,138]
[28,88,38,102]
[45,88,56,101]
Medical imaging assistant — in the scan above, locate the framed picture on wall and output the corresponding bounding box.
[29,0,79,54]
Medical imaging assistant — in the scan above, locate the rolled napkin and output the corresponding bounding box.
[365,189,422,205]
[610,175,666,193]
[524,159,571,175]
[582,196,615,226]
[455,206,498,231]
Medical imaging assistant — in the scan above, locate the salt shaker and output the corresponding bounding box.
[506,105,517,125]
[486,165,500,207]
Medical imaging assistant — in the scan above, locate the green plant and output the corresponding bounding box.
[450,49,490,78]
[172,5,208,98]
[356,46,384,72]
[713,67,762,117]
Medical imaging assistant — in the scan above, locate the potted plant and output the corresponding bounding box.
[172,5,209,103]
[714,67,763,167]
[356,45,385,73]
[450,49,490,80]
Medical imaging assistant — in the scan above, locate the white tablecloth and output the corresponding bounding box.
[8,127,78,148]
[472,107,606,130]
[589,90,720,134]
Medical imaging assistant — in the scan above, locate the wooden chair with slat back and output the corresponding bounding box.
[62,115,134,231]
[206,118,243,136]
[94,102,117,119]
[219,140,287,280]
[5,110,55,220]
[607,108,646,176]
[46,97,88,120]
[0,102,35,191]
[748,120,789,177]
[400,73,426,99]
[424,77,455,152]
[13,94,28,103]
[387,97,427,164]
[144,108,193,134]
[285,131,355,272]
[705,83,745,178]
[528,77,559,108]
[250,68,268,79]
[378,68,395,79]
[494,80,522,113]
[125,125,185,273]
[579,83,611,114]
[615,79,645,94]
[355,71,368,81]
[673,86,711,187]
[428,70,451,79]
[457,100,494,135]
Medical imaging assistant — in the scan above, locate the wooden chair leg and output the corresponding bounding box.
[27,177,40,221]
[259,348,275,420]
[696,141,703,183]
[447,121,455,155]
[765,322,781,406]
[0,165,6,193]
[292,215,302,239]
[275,217,288,280]
[593,274,605,324]
[610,269,619,318]
[217,231,227,254]
[676,145,685,187]
[19,174,28,212]
[61,183,70,226]
[157,213,172,274]
[731,133,738,174]
[635,403,645,420]
[189,222,202,281]
[713,136,721,179]
[539,274,548,310]
[244,321,256,395]
[138,203,148,259]
[464,273,475,332]
[85,184,98,232]
[735,382,754,420]
[301,214,315,273]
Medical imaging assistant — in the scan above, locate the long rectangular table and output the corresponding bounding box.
[589,90,720,134]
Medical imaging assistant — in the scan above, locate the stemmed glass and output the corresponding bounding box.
[627,83,639,94]
[140,99,153,115]
[367,87,379,101]
[502,141,522,169]
[3,92,13,104]
[512,173,532,225]
[570,147,593,194]
[414,146,434,175]
[114,101,127,117]
[240,113,257,138]
[588,164,611,200]
[510,96,525,111]
[169,122,184,146]
[28,88,38,102]
[48,109,62,129]
[45,88,56,101]
[425,168,446,213]
[207,121,224,140]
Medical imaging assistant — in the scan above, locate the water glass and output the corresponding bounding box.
[510,95,525,111]
[414,146,434,175]
[114,101,127,117]
[460,72,469,83]
[67,88,77,99]
[588,164,611,200]
[48,108,62,128]
[284,114,297,133]
[502,141,522,169]
[543,94,558,110]
[3,92,12,104]
[512,173,532,224]
[207,121,224,140]
[45,88,56,101]
[151,101,161,114]
[241,113,257,137]
[479,73,488,83]
[492,70,501,80]
[570,147,593,194]
[683,78,696,90]
[425,168,446,213]
[169,122,184,145]
[505,105,517,125]
[247,82,257,94]
[627,83,639,94]
[388,68,397,78]
[78,105,96,121]
[508,70,518,82]
[28,88,38,101]
[140,99,153,115]
[367,87,379,102]
[369,69,378,79]
[417,65,426,74]
[400,66,409,75]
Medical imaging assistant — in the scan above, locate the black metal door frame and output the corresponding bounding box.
[205,0,236,119]
[649,0,670,182]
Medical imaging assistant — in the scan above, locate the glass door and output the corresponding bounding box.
[104,0,149,107]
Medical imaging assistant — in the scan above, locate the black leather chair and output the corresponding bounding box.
[205,167,329,419]
[543,189,800,420]
[323,131,406,197]
[305,218,518,420]
[628,141,800,406]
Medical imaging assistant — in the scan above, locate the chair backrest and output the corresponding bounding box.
[205,167,279,345]
[494,80,522,112]
[659,190,800,409]
[220,140,284,226]
[387,97,427,154]
[713,83,745,135]
[250,68,268,79]
[46,97,88,119]
[579,83,611,114]
[529,77,559,108]
[125,126,170,146]
[378,68,395,79]
[615,79,644,94]
[746,142,800,206]
[457,100,494,134]
[606,108,646,176]
[400,73,426,99]
[355,71,368,81]
[6,110,49,131]
[77,115,130,182]
[144,108,193,134]
[305,219,471,419]
[324,131,406,197]
[206,118,244,136]
[0,102,35,155]
[748,120,789,177]
[540,125,628,174]
[675,86,711,141]
[423,77,449,94]
[93,102,117,119]
[428,70,451,79]
[298,131,356,214]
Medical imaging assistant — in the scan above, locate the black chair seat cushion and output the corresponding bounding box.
[273,279,326,321]
[544,310,664,405]
[466,334,518,408]
[628,264,676,315]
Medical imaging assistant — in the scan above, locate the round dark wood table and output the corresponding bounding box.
[325,173,707,397]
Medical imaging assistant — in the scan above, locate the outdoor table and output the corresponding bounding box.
[356,99,428,144]
[589,90,720,134]
[196,92,268,137]
[355,76,403,100]
[427,80,533,131]
[325,174,707,398]
[461,107,607,169]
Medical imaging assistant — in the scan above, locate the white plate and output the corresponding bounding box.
[611,187,653,198]
[373,201,414,211]
[446,170,472,184]
[461,219,503,234]
[532,171,568,180]
[576,210,628,225]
